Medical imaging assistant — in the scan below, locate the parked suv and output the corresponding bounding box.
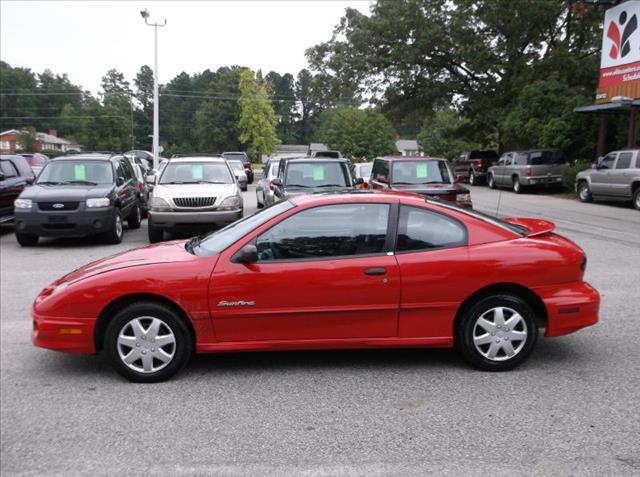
[1,154,35,224]
[225,158,248,191]
[19,152,50,176]
[222,152,253,183]
[13,153,142,246]
[488,149,566,193]
[453,150,498,185]
[272,157,359,201]
[369,156,472,207]
[147,156,243,242]
[256,157,281,208]
[576,149,640,210]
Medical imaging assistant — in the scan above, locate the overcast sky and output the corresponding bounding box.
[1,1,371,94]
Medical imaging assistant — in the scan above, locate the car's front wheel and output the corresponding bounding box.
[455,295,538,371]
[577,181,593,203]
[513,177,523,194]
[469,170,476,185]
[488,174,496,189]
[16,232,38,247]
[128,204,142,229]
[634,187,640,210]
[104,302,193,382]
[104,212,124,244]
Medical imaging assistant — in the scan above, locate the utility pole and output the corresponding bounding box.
[140,9,166,170]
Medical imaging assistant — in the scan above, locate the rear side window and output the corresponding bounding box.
[396,206,466,252]
[529,150,566,165]
[513,153,527,165]
[256,203,390,261]
[372,160,389,182]
[600,154,616,169]
[11,156,34,177]
[615,152,632,169]
[1,160,18,178]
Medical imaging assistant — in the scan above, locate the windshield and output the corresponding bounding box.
[426,199,528,236]
[358,164,372,178]
[159,162,234,184]
[529,150,566,165]
[392,160,452,185]
[227,160,245,172]
[194,200,295,256]
[268,161,280,179]
[37,160,113,185]
[285,161,350,187]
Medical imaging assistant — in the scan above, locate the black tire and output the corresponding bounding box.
[488,174,496,189]
[15,232,38,247]
[469,170,476,186]
[241,186,248,192]
[256,191,264,209]
[634,187,640,210]
[104,211,124,244]
[104,302,193,383]
[148,224,164,243]
[455,294,538,371]
[513,176,523,194]
[127,203,142,229]
[577,181,593,203]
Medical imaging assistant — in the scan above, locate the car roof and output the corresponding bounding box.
[284,157,348,163]
[167,156,225,163]
[289,189,427,207]
[376,155,447,162]
[51,153,115,161]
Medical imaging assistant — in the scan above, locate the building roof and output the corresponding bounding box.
[0,129,78,146]
[574,99,640,114]
[277,145,309,153]
[396,139,420,151]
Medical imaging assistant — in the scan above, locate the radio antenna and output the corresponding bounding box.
[495,189,503,217]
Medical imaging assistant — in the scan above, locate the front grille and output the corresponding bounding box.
[38,202,80,211]
[173,197,216,208]
[42,224,76,230]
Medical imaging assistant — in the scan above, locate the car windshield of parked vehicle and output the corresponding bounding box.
[191,200,295,256]
[357,164,372,178]
[159,162,234,184]
[285,161,350,188]
[22,154,48,167]
[36,160,113,185]
[529,150,567,165]
[227,160,245,173]
[392,160,452,185]
[268,162,280,178]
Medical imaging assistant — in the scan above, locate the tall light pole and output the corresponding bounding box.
[140,9,166,170]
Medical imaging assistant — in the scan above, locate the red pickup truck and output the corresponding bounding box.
[453,150,499,185]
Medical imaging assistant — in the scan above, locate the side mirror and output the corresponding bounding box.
[116,177,125,186]
[271,178,283,187]
[26,177,35,185]
[232,244,258,264]
[591,163,598,170]
[145,174,156,185]
[354,177,364,185]
[0,172,5,181]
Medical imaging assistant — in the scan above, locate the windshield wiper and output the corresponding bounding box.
[36,181,60,185]
[286,183,310,188]
[61,180,98,186]
[315,184,346,188]
[391,181,418,185]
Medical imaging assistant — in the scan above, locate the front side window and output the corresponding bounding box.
[160,162,234,184]
[372,160,389,182]
[600,154,616,169]
[227,160,245,173]
[397,205,467,252]
[529,150,567,165]
[615,152,632,169]
[391,160,452,185]
[37,160,114,185]
[358,163,372,179]
[256,203,390,261]
[513,153,528,166]
[284,162,350,188]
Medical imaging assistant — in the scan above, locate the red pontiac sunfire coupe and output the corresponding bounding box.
[32,191,600,382]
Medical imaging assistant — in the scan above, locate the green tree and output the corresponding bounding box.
[237,69,280,161]
[17,127,37,152]
[265,71,298,144]
[313,107,396,160]
[418,110,477,160]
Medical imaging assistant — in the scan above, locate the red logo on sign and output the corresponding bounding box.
[607,10,637,60]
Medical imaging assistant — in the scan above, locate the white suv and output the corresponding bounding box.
[147,156,243,242]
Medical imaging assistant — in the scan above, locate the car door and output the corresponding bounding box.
[591,152,616,195]
[209,202,400,342]
[114,158,135,215]
[0,160,25,219]
[492,154,508,185]
[501,152,520,185]
[609,151,633,198]
[393,204,469,339]
[369,159,390,189]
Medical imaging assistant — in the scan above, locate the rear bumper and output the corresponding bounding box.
[15,207,116,237]
[149,209,242,227]
[534,281,600,337]
[31,310,96,355]
[521,175,563,186]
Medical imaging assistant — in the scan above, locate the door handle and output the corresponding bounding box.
[364,267,387,276]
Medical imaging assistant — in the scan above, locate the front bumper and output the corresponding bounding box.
[32,310,96,355]
[15,206,116,237]
[534,281,600,337]
[149,209,242,228]
[522,175,563,187]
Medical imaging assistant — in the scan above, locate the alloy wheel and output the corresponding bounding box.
[115,215,123,239]
[117,317,176,373]
[472,307,528,361]
[469,171,475,185]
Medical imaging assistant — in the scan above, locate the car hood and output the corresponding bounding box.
[153,183,238,199]
[390,183,467,194]
[19,184,114,201]
[58,240,197,284]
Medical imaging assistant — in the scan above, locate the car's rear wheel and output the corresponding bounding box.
[455,295,538,371]
[469,170,476,185]
[256,190,264,209]
[488,174,496,189]
[577,181,593,203]
[105,302,192,382]
[513,177,522,194]
[104,212,124,244]
[632,187,639,210]
[127,204,142,229]
[16,232,38,247]
[148,224,164,243]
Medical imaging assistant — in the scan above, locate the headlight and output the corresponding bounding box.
[217,195,242,210]
[456,193,471,203]
[149,197,171,211]
[86,197,110,208]
[14,199,32,209]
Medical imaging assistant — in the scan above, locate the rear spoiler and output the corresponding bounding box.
[503,217,555,236]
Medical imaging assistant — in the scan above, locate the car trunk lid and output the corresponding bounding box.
[503,217,555,236]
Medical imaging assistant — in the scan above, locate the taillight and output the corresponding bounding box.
[244,163,251,170]
[361,182,369,190]
[269,181,275,191]
[138,182,144,191]
[525,166,532,177]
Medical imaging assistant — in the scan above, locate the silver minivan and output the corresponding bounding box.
[488,149,566,193]
[576,149,640,210]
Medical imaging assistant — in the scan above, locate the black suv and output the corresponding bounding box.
[13,153,142,246]
[222,152,253,183]
[1,154,35,224]
[272,157,361,201]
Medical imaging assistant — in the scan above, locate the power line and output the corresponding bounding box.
[0,115,128,119]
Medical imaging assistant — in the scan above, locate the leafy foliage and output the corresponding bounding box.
[17,127,37,152]
[418,110,477,160]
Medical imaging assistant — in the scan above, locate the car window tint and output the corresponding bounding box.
[372,160,389,182]
[37,160,114,184]
[600,154,616,169]
[1,160,18,178]
[529,150,566,165]
[285,162,350,187]
[256,203,390,261]
[391,161,452,185]
[615,152,632,169]
[160,162,234,184]
[397,205,466,252]
[513,153,527,165]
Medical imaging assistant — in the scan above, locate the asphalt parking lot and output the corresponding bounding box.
[1,185,639,476]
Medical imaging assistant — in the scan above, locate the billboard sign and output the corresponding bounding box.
[596,0,640,103]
